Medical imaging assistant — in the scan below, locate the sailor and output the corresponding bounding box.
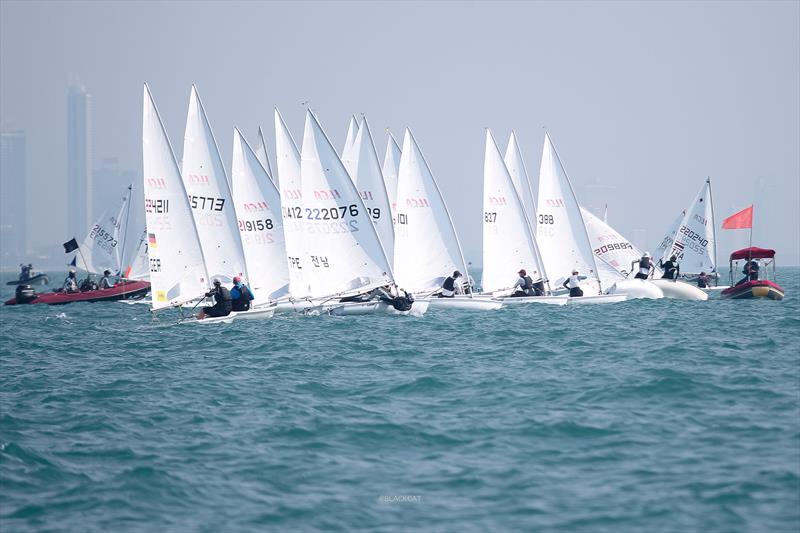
[697,271,711,288]
[439,271,463,298]
[562,269,585,297]
[230,276,254,312]
[736,260,759,286]
[19,263,31,282]
[634,252,653,280]
[531,270,546,296]
[512,269,537,297]
[197,279,232,319]
[63,269,79,293]
[660,255,680,280]
[99,269,115,289]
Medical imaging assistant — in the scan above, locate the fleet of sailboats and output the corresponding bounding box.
[138,84,727,320]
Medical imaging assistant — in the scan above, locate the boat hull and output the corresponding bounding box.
[607,279,664,299]
[427,295,503,310]
[497,295,568,306]
[650,279,708,301]
[567,294,628,305]
[6,273,49,286]
[720,280,784,301]
[328,299,429,316]
[4,280,151,305]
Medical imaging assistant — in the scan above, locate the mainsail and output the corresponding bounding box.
[536,133,616,293]
[482,130,542,292]
[274,108,311,298]
[254,126,274,182]
[79,185,131,275]
[582,206,661,278]
[382,133,402,226]
[659,178,716,275]
[299,110,393,298]
[181,85,248,283]
[341,115,359,159]
[504,131,538,224]
[142,84,208,310]
[231,128,290,301]
[394,129,470,294]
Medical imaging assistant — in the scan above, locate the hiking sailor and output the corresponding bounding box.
[562,269,585,297]
[659,255,680,279]
[439,271,463,298]
[198,279,232,319]
[634,252,654,280]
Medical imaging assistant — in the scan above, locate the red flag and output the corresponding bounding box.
[722,205,753,229]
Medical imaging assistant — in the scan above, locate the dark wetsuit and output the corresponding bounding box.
[661,260,680,280]
[697,275,710,288]
[204,286,232,317]
[736,261,759,286]
[634,257,652,280]
[439,276,458,298]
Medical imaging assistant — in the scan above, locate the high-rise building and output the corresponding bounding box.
[0,130,27,266]
[67,82,93,239]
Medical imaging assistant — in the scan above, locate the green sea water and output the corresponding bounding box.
[1,269,799,531]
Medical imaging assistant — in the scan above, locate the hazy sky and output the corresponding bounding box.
[2,0,798,265]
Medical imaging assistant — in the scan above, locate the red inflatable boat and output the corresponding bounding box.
[720,247,784,301]
[4,280,151,306]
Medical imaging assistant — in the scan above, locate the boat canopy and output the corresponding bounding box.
[729,247,775,260]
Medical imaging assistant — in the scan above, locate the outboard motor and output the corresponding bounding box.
[15,284,36,304]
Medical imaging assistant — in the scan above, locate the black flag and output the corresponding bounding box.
[63,238,79,253]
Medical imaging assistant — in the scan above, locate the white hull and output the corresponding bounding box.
[328,299,429,317]
[567,294,628,305]
[185,304,276,324]
[497,295,568,306]
[274,299,318,314]
[701,285,729,293]
[427,295,503,311]
[607,279,664,299]
[650,279,708,301]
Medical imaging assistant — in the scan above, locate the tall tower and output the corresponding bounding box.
[67,82,93,238]
[0,130,27,266]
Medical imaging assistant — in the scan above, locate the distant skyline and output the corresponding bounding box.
[1,0,798,266]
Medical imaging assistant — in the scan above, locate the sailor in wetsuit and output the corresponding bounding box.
[99,270,115,289]
[634,252,654,280]
[63,270,79,293]
[19,264,32,282]
[660,255,680,280]
[697,272,711,288]
[230,276,254,312]
[562,269,586,297]
[439,271,463,298]
[198,279,232,319]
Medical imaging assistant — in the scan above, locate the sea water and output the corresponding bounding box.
[1,269,798,532]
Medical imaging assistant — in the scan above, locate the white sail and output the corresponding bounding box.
[181,85,248,283]
[536,133,616,293]
[654,211,684,262]
[341,118,395,265]
[299,110,393,298]
[79,186,130,275]
[394,129,470,294]
[142,84,208,310]
[124,229,150,281]
[231,128,290,301]
[661,178,716,274]
[482,130,542,292]
[504,131,538,223]
[581,206,661,278]
[254,126,274,181]
[341,115,359,159]
[382,133,402,226]
[274,108,311,298]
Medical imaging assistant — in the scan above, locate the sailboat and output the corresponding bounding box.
[504,131,538,227]
[299,110,426,316]
[535,133,626,305]
[253,126,274,183]
[230,127,290,302]
[481,130,565,305]
[382,132,402,226]
[181,86,274,320]
[341,115,359,159]
[394,129,501,310]
[341,117,395,265]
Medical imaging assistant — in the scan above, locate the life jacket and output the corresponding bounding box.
[442,276,458,297]
[231,284,253,311]
[214,286,233,312]
[662,261,678,279]
[638,257,651,275]
[521,276,534,290]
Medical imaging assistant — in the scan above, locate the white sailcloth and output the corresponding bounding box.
[482,130,542,292]
[382,133,402,226]
[299,110,393,298]
[660,178,716,274]
[274,108,311,298]
[654,211,684,262]
[124,229,150,281]
[142,84,208,309]
[581,206,661,278]
[341,115,359,159]
[341,118,395,265]
[254,126,274,181]
[504,131,538,224]
[536,133,614,293]
[394,129,469,294]
[181,85,248,283]
[79,187,130,275]
[231,128,290,301]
